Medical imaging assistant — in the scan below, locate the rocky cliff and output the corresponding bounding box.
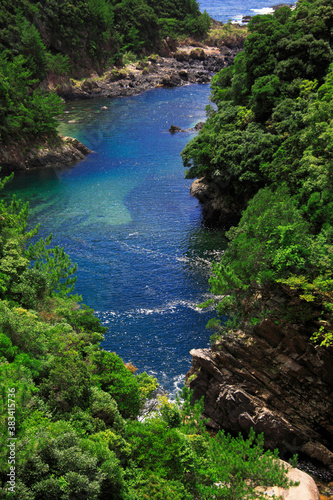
[186,318,333,470]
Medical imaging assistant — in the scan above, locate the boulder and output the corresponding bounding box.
[174,51,190,62]
[168,125,182,133]
[194,122,205,130]
[161,73,182,87]
[178,69,188,80]
[255,461,320,500]
[189,48,206,61]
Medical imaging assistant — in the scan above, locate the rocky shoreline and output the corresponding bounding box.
[0,136,91,174]
[55,39,243,101]
[190,177,245,227]
[0,36,244,174]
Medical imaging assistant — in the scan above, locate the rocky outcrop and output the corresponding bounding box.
[168,122,205,133]
[190,177,243,227]
[169,125,183,133]
[186,319,333,470]
[56,43,242,101]
[0,136,91,173]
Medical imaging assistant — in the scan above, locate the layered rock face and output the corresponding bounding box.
[187,319,333,470]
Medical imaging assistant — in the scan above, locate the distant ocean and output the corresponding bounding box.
[198,0,297,24]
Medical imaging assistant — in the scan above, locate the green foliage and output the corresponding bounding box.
[250,74,280,121]
[91,350,141,419]
[123,389,294,499]
[13,420,126,499]
[278,274,333,346]
[90,386,125,430]
[26,235,77,296]
[45,53,70,75]
[158,396,182,428]
[182,0,333,340]
[0,54,63,143]
[196,428,294,499]
[127,471,192,500]
[40,354,92,413]
[0,332,17,361]
[136,371,158,403]
[12,268,49,309]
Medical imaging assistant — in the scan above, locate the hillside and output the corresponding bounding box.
[183,0,333,470]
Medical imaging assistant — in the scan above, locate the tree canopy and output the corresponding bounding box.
[183,0,333,347]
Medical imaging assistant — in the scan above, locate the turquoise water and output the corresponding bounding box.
[199,0,297,23]
[7,85,227,392]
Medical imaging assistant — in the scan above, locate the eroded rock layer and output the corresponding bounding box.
[186,319,333,470]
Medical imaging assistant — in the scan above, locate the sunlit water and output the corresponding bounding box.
[6,85,227,393]
[198,0,296,24]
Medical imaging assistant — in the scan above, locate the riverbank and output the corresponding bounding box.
[51,37,244,101]
[0,135,91,174]
[0,28,246,174]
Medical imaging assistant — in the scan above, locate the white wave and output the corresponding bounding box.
[251,7,274,15]
[101,298,212,322]
[175,256,190,263]
[172,374,186,397]
[132,299,208,316]
[231,15,244,24]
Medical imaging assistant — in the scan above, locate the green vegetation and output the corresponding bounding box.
[182,0,333,346]
[0,0,210,152]
[203,22,247,49]
[0,172,294,498]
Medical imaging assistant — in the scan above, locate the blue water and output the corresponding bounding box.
[198,0,297,23]
[5,0,294,393]
[6,85,227,393]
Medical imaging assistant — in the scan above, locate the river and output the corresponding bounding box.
[6,85,227,393]
[6,0,298,393]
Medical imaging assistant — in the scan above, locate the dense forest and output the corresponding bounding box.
[0,0,210,147]
[182,0,333,348]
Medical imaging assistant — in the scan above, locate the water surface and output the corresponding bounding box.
[198,0,297,23]
[7,85,227,392]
